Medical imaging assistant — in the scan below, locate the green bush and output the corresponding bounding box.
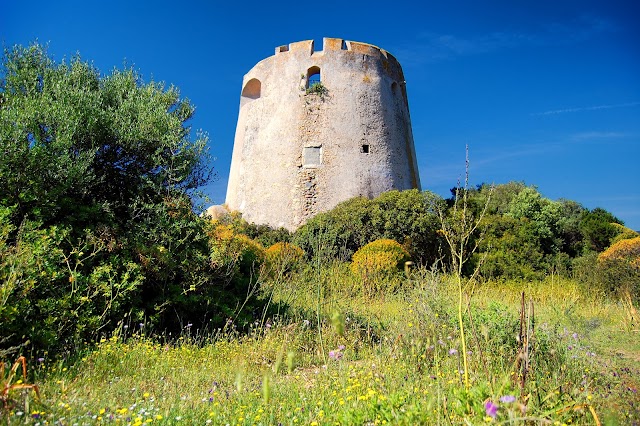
[0,43,257,355]
[0,209,144,355]
[580,208,623,252]
[293,189,443,266]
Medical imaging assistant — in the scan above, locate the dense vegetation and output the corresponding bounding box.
[2,43,639,424]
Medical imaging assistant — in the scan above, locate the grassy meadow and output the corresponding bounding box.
[2,44,639,426]
[3,264,638,425]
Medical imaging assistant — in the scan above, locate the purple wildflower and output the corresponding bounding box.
[499,395,516,403]
[329,348,343,360]
[484,400,498,418]
[448,348,458,355]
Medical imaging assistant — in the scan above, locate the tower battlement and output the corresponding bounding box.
[225,38,421,230]
[275,38,391,58]
[272,38,403,80]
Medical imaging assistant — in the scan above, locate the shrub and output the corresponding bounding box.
[208,224,266,279]
[599,236,640,267]
[0,212,144,355]
[610,223,640,245]
[580,208,623,252]
[0,43,219,355]
[589,237,640,303]
[293,190,443,266]
[351,239,410,296]
[265,242,305,277]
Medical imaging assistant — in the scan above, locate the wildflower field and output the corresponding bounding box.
[3,265,638,425]
[2,43,639,426]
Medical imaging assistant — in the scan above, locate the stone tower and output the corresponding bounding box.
[225,38,421,230]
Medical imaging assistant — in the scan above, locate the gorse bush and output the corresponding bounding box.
[219,211,292,247]
[610,223,639,245]
[351,239,409,296]
[599,236,640,266]
[597,237,640,303]
[265,242,305,277]
[208,223,266,282]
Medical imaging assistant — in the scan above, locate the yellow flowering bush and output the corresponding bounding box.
[598,236,640,269]
[597,236,640,302]
[208,224,266,274]
[265,242,305,277]
[610,223,640,245]
[351,239,410,296]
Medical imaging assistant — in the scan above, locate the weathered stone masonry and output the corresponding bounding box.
[225,38,421,230]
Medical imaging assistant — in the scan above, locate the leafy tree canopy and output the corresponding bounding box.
[0,43,212,233]
[0,43,216,354]
[580,207,623,253]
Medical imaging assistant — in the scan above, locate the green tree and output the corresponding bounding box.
[0,43,216,354]
[580,208,623,252]
[556,199,587,257]
[505,186,562,255]
[0,43,211,233]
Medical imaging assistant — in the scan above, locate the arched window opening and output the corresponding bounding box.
[242,78,261,99]
[307,66,321,89]
[241,78,261,108]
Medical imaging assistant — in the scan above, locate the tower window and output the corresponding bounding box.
[306,66,321,88]
[361,144,370,153]
[240,78,261,108]
[303,146,322,167]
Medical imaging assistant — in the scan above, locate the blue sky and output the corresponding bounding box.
[3,0,639,229]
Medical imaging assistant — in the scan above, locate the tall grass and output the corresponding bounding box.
[2,264,638,425]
